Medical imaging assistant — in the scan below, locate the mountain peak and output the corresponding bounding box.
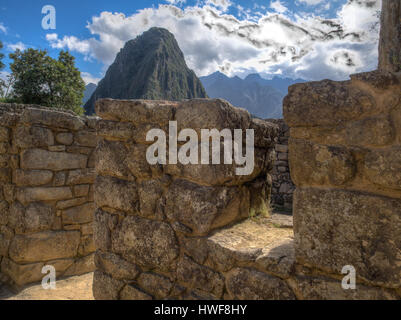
[84,27,207,114]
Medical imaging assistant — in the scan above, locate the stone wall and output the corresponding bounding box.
[0,104,96,288]
[283,69,401,297]
[266,119,294,211]
[92,98,282,300]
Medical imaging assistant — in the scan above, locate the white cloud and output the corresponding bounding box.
[298,0,324,5]
[81,72,101,85]
[46,0,381,81]
[7,41,27,51]
[0,22,6,34]
[270,1,288,14]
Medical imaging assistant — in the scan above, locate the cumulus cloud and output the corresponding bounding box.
[0,22,6,34]
[46,0,381,81]
[6,41,27,51]
[298,0,325,5]
[81,72,101,85]
[270,1,288,14]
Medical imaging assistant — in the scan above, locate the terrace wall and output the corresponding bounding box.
[0,104,96,288]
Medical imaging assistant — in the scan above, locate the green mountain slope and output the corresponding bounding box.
[84,27,207,115]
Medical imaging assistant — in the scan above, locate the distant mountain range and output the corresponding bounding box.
[82,27,305,118]
[199,72,305,118]
[83,27,207,115]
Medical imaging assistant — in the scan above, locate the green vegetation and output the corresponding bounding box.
[8,49,85,114]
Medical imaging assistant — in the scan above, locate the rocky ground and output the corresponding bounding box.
[0,273,94,300]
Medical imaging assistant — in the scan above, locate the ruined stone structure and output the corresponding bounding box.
[0,104,96,288]
[92,98,281,299]
[267,119,294,211]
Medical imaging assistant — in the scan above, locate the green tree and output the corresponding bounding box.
[0,41,5,97]
[9,48,85,114]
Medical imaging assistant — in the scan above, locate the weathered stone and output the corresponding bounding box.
[276,144,288,153]
[21,148,87,170]
[292,276,399,300]
[284,80,376,127]
[96,140,130,179]
[66,168,96,185]
[165,179,250,235]
[13,169,53,186]
[75,130,97,147]
[95,251,140,280]
[120,284,152,300]
[96,120,134,140]
[81,223,93,235]
[364,146,401,190]
[66,146,93,154]
[20,108,85,131]
[53,171,66,186]
[226,268,295,300]
[289,139,356,186]
[64,253,95,276]
[294,188,401,287]
[95,99,176,125]
[16,187,73,205]
[250,118,278,148]
[13,126,54,149]
[1,258,44,287]
[62,202,95,225]
[9,231,80,263]
[56,197,87,210]
[9,202,54,234]
[175,99,251,133]
[55,132,73,145]
[0,168,11,183]
[78,236,95,256]
[177,255,224,298]
[111,215,179,270]
[0,126,9,142]
[126,144,162,179]
[94,209,118,251]
[74,184,89,197]
[93,270,125,300]
[95,175,138,213]
[48,145,66,152]
[137,273,173,298]
[378,0,401,72]
[0,200,8,225]
[137,179,164,218]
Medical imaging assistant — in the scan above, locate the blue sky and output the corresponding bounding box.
[0,0,381,83]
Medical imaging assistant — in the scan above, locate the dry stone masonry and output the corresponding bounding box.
[92,98,282,300]
[0,104,97,288]
[266,119,294,211]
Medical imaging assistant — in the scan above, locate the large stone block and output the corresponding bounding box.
[66,168,96,185]
[175,99,251,133]
[294,188,401,288]
[20,108,85,131]
[225,268,295,300]
[96,120,134,141]
[13,169,53,186]
[95,251,139,280]
[8,230,80,264]
[95,99,176,125]
[13,126,54,148]
[364,146,401,190]
[289,139,356,187]
[75,130,97,147]
[165,179,250,235]
[284,80,376,127]
[62,202,95,225]
[93,270,125,300]
[111,215,179,270]
[9,202,54,234]
[94,175,138,213]
[16,187,73,205]
[95,140,131,179]
[291,275,399,300]
[177,255,224,298]
[21,148,87,170]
